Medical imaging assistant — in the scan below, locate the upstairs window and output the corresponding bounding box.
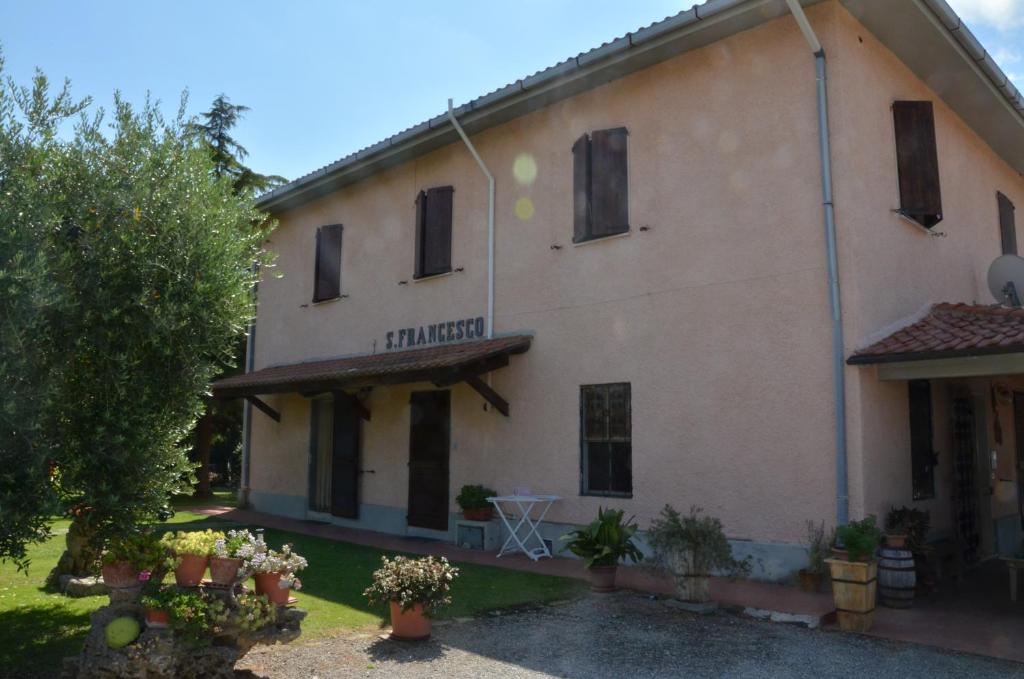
[415,186,453,278]
[313,223,343,302]
[908,379,936,500]
[573,127,629,243]
[893,101,942,229]
[999,192,1017,255]
[580,382,632,497]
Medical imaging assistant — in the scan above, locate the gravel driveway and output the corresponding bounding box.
[237,592,1024,679]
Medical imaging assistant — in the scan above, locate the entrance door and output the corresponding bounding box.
[407,391,450,531]
[952,396,981,565]
[1014,393,1024,531]
[330,393,361,519]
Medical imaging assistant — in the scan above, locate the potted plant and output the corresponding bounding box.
[827,516,883,632]
[455,484,497,521]
[798,520,832,593]
[879,506,928,608]
[647,505,749,602]
[244,540,308,605]
[161,530,223,587]
[162,589,211,641]
[208,593,278,633]
[210,529,258,586]
[140,584,177,629]
[561,507,643,592]
[363,555,460,641]
[884,506,929,552]
[101,529,165,589]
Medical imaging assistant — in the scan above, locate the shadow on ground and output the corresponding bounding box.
[0,604,92,679]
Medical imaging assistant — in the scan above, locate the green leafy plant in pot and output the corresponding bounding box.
[455,484,497,521]
[884,506,929,551]
[827,516,883,633]
[647,505,750,603]
[101,529,166,589]
[561,507,643,592]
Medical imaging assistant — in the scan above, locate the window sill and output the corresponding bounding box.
[572,230,631,247]
[412,271,453,283]
[580,491,633,499]
[311,295,345,306]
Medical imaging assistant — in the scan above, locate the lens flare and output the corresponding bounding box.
[513,153,538,186]
[514,197,535,221]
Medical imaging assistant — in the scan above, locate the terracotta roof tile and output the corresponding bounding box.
[848,303,1024,364]
[213,334,532,397]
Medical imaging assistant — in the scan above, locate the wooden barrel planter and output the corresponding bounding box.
[826,558,877,633]
[878,547,915,608]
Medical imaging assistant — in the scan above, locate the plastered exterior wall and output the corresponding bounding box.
[825,4,1024,538]
[247,1,1024,564]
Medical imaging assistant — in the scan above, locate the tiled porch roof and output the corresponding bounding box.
[212,334,532,398]
[848,303,1024,365]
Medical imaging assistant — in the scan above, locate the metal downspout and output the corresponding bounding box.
[784,0,849,525]
[447,98,496,340]
[239,263,259,508]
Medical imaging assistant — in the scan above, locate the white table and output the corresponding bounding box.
[488,495,561,561]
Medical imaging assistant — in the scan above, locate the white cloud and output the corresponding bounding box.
[947,0,1024,28]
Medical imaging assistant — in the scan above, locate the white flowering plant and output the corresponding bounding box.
[363,555,460,615]
[242,538,308,589]
[208,593,277,633]
[213,529,260,560]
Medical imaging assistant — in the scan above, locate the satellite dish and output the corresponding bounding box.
[987,254,1024,307]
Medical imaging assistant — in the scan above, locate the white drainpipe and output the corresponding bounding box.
[784,0,849,525]
[447,98,496,339]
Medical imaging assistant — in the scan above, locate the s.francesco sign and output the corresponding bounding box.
[385,315,485,350]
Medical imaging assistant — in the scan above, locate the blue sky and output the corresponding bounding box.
[1,0,1020,183]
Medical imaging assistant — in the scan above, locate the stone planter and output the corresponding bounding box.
[585,565,618,593]
[100,561,138,589]
[665,550,711,603]
[826,557,877,632]
[462,507,494,522]
[174,553,208,587]
[209,557,243,586]
[389,601,431,640]
[254,572,290,605]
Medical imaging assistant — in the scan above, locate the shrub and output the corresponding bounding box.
[835,516,882,561]
[803,520,833,575]
[161,530,224,569]
[213,529,259,559]
[455,485,496,511]
[884,506,930,553]
[208,593,277,632]
[364,555,460,615]
[561,507,643,569]
[647,505,749,576]
[101,529,166,572]
[242,540,307,589]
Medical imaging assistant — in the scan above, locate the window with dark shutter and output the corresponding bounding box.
[908,379,936,500]
[572,128,629,243]
[893,101,943,229]
[580,383,632,496]
[414,186,453,278]
[313,223,343,302]
[999,192,1017,256]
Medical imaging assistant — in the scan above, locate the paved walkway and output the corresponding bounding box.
[236,591,1024,679]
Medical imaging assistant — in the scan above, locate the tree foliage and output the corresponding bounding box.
[0,58,273,573]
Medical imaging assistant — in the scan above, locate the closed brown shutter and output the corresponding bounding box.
[591,127,629,237]
[893,101,942,228]
[999,192,1017,256]
[572,133,591,243]
[414,191,426,279]
[313,223,343,302]
[424,186,453,276]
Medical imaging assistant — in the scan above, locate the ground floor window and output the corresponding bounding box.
[580,382,632,497]
[908,379,936,500]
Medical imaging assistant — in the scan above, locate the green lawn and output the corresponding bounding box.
[0,513,584,677]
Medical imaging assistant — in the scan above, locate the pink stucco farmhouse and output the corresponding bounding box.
[213,0,1024,582]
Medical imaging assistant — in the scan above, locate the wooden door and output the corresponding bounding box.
[952,396,980,565]
[407,391,450,531]
[330,393,361,519]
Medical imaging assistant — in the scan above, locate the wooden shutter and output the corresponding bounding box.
[591,127,629,237]
[414,191,426,279]
[423,186,453,276]
[313,223,343,302]
[893,101,942,228]
[999,192,1017,256]
[572,133,591,243]
[330,393,361,519]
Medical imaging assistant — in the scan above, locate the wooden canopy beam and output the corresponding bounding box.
[245,395,281,422]
[464,375,510,417]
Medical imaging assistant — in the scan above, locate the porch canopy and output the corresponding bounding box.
[212,334,532,418]
[848,303,1024,380]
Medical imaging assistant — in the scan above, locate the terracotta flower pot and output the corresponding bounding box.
[145,608,170,629]
[389,601,431,640]
[798,569,823,593]
[209,556,243,585]
[174,553,209,587]
[885,534,908,549]
[254,571,291,604]
[462,507,494,522]
[101,560,139,588]
[586,565,618,593]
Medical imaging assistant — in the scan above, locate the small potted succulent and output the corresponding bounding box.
[364,555,459,641]
[455,484,497,521]
[561,507,643,592]
[208,592,278,633]
[798,520,832,593]
[101,529,165,589]
[161,530,224,587]
[244,539,308,605]
[827,516,883,632]
[210,529,258,586]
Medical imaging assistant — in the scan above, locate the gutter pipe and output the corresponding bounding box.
[447,98,496,339]
[239,263,259,508]
[784,0,849,526]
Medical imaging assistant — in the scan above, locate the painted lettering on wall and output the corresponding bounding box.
[385,316,486,350]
